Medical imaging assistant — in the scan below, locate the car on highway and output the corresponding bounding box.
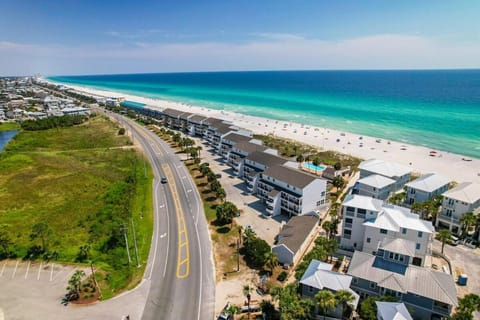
[161,176,167,184]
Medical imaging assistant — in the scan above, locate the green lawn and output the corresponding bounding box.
[0,122,20,132]
[0,115,153,298]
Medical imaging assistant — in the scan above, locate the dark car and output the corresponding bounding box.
[161,177,167,184]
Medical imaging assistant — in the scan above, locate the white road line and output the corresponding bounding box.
[148,181,161,281]
[11,261,19,279]
[162,190,170,279]
[25,261,31,279]
[0,260,7,277]
[37,261,42,280]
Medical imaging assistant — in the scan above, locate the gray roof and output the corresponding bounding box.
[275,216,319,254]
[376,302,412,320]
[380,238,416,257]
[204,117,224,125]
[188,114,208,123]
[246,151,288,167]
[359,159,411,178]
[215,123,237,135]
[263,165,320,189]
[223,132,252,144]
[162,108,185,118]
[405,173,450,193]
[234,141,267,154]
[179,111,193,119]
[442,182,480,203]
[358,174,396,189]
[348,251,458,306]
[300,259,359,308]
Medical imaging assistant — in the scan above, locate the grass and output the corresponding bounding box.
[0,122,20,132]
[0,115,153,299]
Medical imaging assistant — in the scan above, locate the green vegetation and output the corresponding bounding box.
[453,293,480,320]
[21,115,88,131]
[295,236,338,280]
[411,195,442,222]
[359,295,398,320]
[437,229,452,254]
[253,133,362,169]
[0,122,20,132]
[0,115,153,299]
[242,230,272,269]
[271,284,314,320]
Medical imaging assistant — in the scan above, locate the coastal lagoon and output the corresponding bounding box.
[0,130,18,152]
[49,70,480,158]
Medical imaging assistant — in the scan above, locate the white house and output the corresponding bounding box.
[436,182,480,234]
[405,173,450,205]
[341,194,434,266]
[355,174,396,200]
[376,302,413,320]
[358,159,411,191]
[272,215,319,266]
[258,165,327,217]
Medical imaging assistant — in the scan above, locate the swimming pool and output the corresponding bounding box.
[302,162,325,172]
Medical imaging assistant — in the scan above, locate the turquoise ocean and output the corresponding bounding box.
[48,70,480,158]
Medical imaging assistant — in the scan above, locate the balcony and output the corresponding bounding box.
[266,206,274,214]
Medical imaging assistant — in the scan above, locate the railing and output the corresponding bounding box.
[344,223,352,229]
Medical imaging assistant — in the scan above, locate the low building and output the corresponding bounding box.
[436,182,480,234]
[340,195,434,266]
[226,141,268,177]
[162,108,186,130]
[355,174,396,200]
[348,248,457,320]
[218,132,252,159]
[405,173,450,205]
[376,302,413,320]
[359,159,411,191]
[186,114,208,136]
[62,107,91,116]
[300,259,359,319]
[243,151,288,193]
[258,165,327,217]
[272,215,319,266]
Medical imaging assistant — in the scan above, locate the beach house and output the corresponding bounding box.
[358,159,411,192]
[347,246,457,319]
[185,114,208,136]
[161,108,186,130]
[258,165,327,216]
[340,194,434,266]
[405,173,450,205]
[354,174,396,200]
[436,182,480,235]
[299,259,360,319]
[272,215,319,267]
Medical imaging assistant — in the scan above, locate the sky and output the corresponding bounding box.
[0,0,479,76]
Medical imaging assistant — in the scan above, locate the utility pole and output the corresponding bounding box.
[121,224,131,264]
[131,218,140,267]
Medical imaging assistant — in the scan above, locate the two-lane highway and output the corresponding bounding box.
[107,112,215,320]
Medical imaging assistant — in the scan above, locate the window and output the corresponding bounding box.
[366,237,371,243]
[369,282,376,289]
[358,208,367,214]
[418,231,423,238]
[402,228,407,235]
[353,278,358,284]
[346,206,355,213]
[416,243,421,250]
[389,252,394,259]
[394,253,399,260]
[344,229,351,235]
[308,286,314,293]
[346,218,353,224]
[380,229,388,234]
[321,191,325,196]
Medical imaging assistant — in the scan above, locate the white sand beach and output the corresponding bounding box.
[55,83,480,184]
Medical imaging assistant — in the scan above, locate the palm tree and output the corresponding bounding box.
[264,251,278,275]
[335,290,355,318]
[67,269,86,298]
[296,154,304,163]
[315,289,337,320]
[196,145,203,161]
[243,284,252,319]
[30,222,51,252]
[438,229,451,254]
[460,212,476,238]
[216,188,226,202]
[322,221,333,239]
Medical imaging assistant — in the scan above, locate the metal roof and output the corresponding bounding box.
[358,174,396,189]
[263,165,320,189]
[405,173,450,193]
[442,182,480,204]
[380,238,417,257]
[376,302,413,320]
[348,251,458,306]
[359,159,411,178]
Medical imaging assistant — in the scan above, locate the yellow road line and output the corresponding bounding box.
[162,164,190,279]
[136,127,163,155]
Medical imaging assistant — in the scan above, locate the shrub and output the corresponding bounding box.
[277,271,288,282]
[118,128,126,135]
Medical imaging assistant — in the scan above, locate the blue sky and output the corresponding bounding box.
[0,0,479,75]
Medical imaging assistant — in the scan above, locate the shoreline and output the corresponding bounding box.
[47,80,480,184]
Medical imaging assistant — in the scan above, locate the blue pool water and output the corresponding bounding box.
[302,162,325,172]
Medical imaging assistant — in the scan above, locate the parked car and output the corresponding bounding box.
[449,236,460,246]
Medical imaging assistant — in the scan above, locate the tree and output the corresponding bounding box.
[196,145,202,161]
[260,300,276,320]
[210,179,221,193]
[207,172,216,183]
[215,201,238,225]
[388,192,406,205]
[453,293,480,320]
[322,221,334,239]
[332,175,345,189]
[315,289,336,320]
[0,225,13,257]
[460,212,476,238]
[264,251,278,275]
[296,154,304,163]
[243,284,252,319]
[66,269,86,299]
[118,128,126,135]
[271,285,313,320]
[76,244,90,262]
[216,187,226,202]
[199,164,209,177]
[243,237,271,268]
[335,290,355,318]
[30,222,51,252]
[359,295,397,320]
[333,162,342,170]
[438,229,452,254]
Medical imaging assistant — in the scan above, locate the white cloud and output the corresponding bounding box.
[0,34,479,75]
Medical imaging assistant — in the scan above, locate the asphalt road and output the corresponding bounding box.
[110,113,215,320]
